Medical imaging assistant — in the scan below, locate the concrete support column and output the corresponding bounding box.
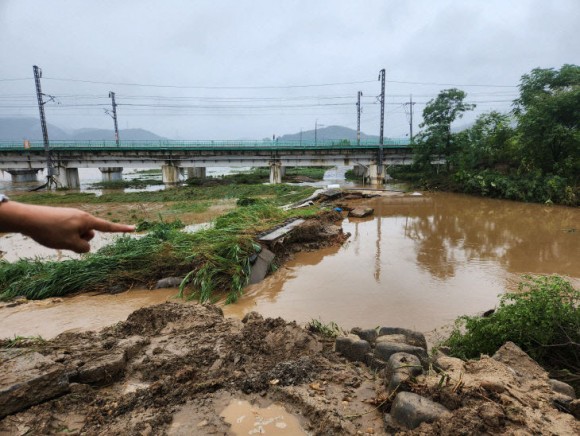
[353,164,366,177]
[269,161,283,184]
[99,167,123,182]
[56,168,80,189]
[366,164,385,186]
[279,166,286,177]
[6,169,40,183]
[187,167,206,178]
[162,164,181,184]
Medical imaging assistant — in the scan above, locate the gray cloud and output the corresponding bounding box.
[0,0,578,140]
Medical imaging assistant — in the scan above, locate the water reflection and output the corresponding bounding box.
[224,192,579,332]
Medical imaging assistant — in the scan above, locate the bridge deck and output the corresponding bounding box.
[0,139,410,152]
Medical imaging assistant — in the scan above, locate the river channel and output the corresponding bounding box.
[1,191,578,340]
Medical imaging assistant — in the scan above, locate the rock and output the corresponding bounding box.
[492,342,546,380]
[350,327,378,344]
[374,342,428,367]
[390,391,450,430]
[376,334,407,345]
[72,352,126,385]
[385,352,423,393]
[365,353,388,371]
[249,248,276,284]
[549,379,576,399]
[335,335,371,362]
[348,207,374,218]
[378,327,427,350]
[0,351,69,418]
[154,277,183,289]
[568,399,580,419]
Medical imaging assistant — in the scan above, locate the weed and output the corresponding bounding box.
[307,318,345,338]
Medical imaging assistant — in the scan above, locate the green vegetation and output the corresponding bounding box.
[1,335,46,349]
[391,65,579,206]
[89,178,163,190]
[187,166,329,186]
[0,201,319,304]
[306,319,345,338]
[444,275,580,391]
[11,183,316,206]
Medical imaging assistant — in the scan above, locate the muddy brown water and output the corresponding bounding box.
[1,192,578,340]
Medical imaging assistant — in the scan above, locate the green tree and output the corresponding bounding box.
[514,64,580,180]
[463,111,516,170]
[414,88,475,171]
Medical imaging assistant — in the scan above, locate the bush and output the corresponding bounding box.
[444,275,580,391]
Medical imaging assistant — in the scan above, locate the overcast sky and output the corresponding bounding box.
[0,0,578,140]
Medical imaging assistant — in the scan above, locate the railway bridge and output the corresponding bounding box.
[0,139,413,188]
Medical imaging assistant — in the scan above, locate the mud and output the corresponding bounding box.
[1,303,578,435]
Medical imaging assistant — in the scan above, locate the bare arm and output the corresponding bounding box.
[0,201,135,253]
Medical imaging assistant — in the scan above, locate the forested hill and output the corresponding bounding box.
[278,125,380,142]
[0,117,165,141]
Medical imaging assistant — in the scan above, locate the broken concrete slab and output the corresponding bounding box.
[258,219,305,243]
[249,248,276,284]
[0,350,69,418]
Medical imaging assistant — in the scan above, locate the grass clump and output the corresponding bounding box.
[307,319,345,338]
[444,275,580,391]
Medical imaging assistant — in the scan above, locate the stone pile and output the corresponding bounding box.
[335,327,579,432]
[335,326,451,430]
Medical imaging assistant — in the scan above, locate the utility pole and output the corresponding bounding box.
[33,65,55,188]
[315,119,323,146]
[404,94,416,144]
[109,92,120,146]
[378,69,386,173]
[356,91,363,146]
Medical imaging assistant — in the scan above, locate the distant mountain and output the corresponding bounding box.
[0,118,68,141]
[0,117,166,141]
[69,128,165,141]
[278,125,380,143]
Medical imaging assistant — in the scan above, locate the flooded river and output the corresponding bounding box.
[1,192,578,339]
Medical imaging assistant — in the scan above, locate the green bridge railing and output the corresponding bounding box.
[0,139,411,151]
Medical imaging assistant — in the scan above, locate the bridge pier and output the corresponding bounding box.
[162,164,181,184]
[269,161,283,184]
[99,167,123,182]
[353,164,366,177]
[56,168,80,189]
[186,167,206,179]
[5,169,40,183]
[366,164,385,186]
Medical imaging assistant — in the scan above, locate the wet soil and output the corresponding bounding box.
[1,303,578,435]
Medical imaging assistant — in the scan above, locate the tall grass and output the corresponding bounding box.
[0,201,317,303]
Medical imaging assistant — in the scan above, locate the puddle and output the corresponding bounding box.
[220,400,307,435]
[0,288,179,339]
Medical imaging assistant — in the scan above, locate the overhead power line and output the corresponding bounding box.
[43,77,378,90]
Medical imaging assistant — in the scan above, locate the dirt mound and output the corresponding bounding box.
[0,303,383,435]
[1,303,578,435]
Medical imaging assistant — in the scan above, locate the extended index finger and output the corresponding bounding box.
[89,216,136,233]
